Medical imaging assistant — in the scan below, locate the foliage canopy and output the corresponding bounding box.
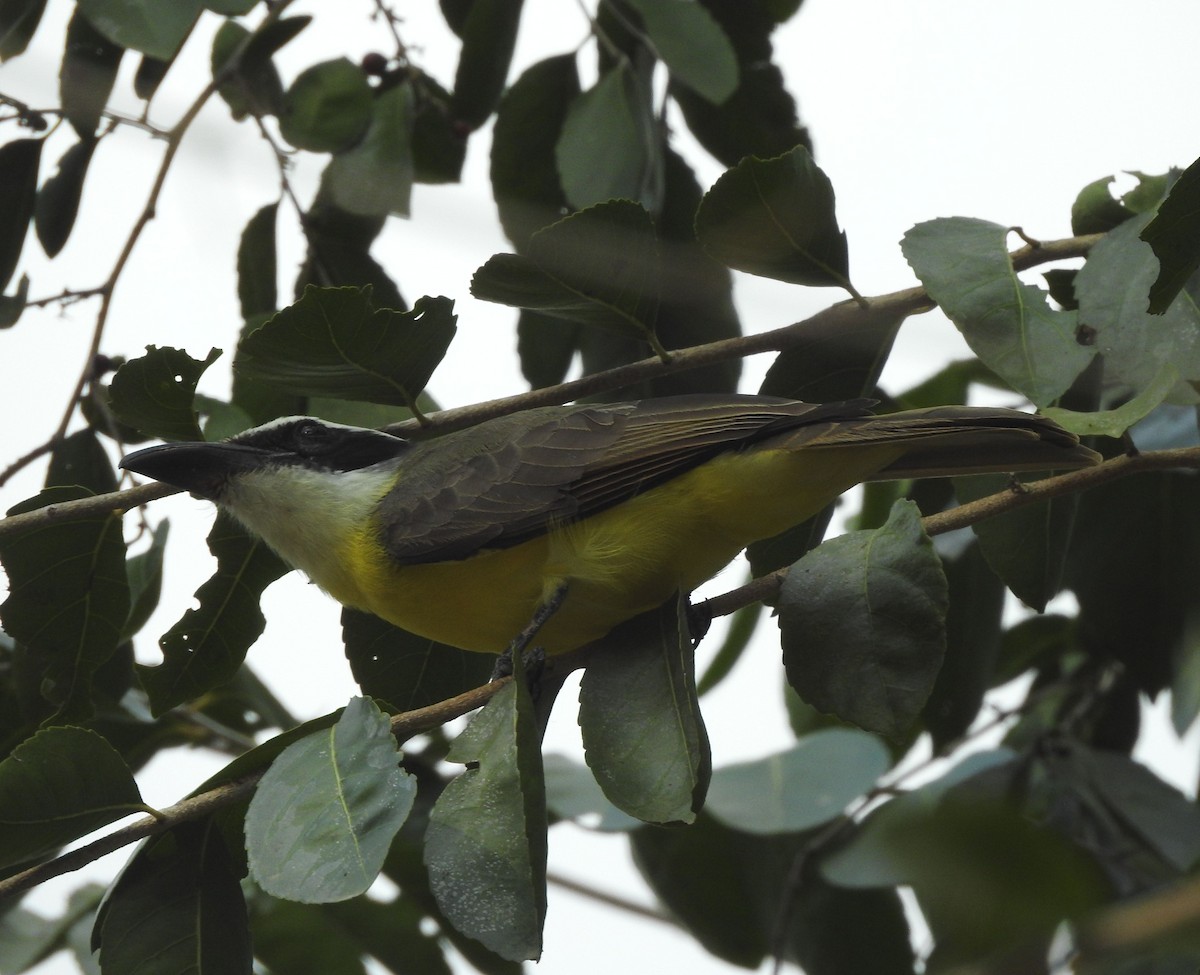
[3,2,1200,974]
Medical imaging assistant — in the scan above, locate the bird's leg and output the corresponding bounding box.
[489,581,570,684]
[685,596,713,647]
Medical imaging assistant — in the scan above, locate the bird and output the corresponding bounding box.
[119,394,1099,655]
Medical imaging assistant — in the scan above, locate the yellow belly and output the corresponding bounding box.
[333,444,902,653]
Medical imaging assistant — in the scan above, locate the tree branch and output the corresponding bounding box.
[0,231,1102,538]
[694,446,1200,624]
[0,676,512,904]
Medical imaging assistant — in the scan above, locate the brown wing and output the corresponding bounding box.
[377,395,874,564]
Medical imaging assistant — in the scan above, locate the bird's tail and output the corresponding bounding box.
[800,407,1101,479]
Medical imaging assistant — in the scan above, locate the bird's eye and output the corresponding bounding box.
[294,422,330,450]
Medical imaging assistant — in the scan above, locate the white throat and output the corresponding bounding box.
[219,463,396,584]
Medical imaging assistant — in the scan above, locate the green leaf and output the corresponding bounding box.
[448,0,524,130]
[237,287,454,409]
[230,317,303,426]
[205,0,258,12]
[578,595,710,824]
[108,345,221,441]
[955,471,1081,613]
[1074,746,1200,874]
[821,749,1016,888]
[0,884,103,974]
[541,754,640,832]
[0,137,41,293]
[0,0,48,60]
[490,54,577,250]
[1076,213,1200,404]
[779,500,947,740]
[1143,158,1200,313]
[696,146,851,290]
[77,0,198,59]
[309,396,430,428]
[46,427,117,495]
[0,271,28,327]
[471,200,661,348]
[138,513,288,715]
[993,613,1074,688]
[824,757,1105,968]
[921,540,1005,747]
[424,662,547,962]
[211,16,306,120]
[211,19,255,119]
[280,57,373,152]
[901,217,1094,405]
[1172,617,1200,736]
[1071,175,1134,236]
[759,303,905,402]
[707,729,889,835]
[122,519,168,641]
[252,895,451,975]
[341,609,493,713]
[633,813,914,972]
[1043,267,1078,310]
[133,51,172,101]
[410,68,466,184]
[34,136,96,257]
[95,819,251,974]
[1123,169,1173,214]
[668,0,810,167]
[516,310,580,388]
[630,813,772,967]
[1,486,130,722]
[198,393,256,441]
[624,0,737,103]
[556,62,661,212]
[295,197,404,308]
[1064,471,1200,695]
[0,726,142,870]
[326,82,414,217]
[645,146,742,396]
[1042,361,1179,437]
[893,357,997,410]
[60,8,123,137]
[246,697,416,902]
[237,201,277,319]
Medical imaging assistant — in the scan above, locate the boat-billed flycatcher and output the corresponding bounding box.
[120,394,1098,654]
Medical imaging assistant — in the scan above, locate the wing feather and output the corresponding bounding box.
[377,395,872,564]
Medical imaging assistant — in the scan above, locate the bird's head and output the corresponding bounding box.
[119,416,409,502]
[119,418,411,595]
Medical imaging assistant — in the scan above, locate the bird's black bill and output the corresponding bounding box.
[119,441,275,500]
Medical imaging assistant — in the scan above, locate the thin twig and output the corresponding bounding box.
[548,870,676,925]
[43,0,299,447]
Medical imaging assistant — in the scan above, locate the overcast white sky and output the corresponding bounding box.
[4,2,1200,973]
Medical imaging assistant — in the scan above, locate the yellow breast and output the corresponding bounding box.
[334,443,903,653]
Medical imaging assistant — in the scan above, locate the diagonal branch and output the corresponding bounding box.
[694,445,1200,625]
[0,230,1102,540]
[0,676,510,903]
